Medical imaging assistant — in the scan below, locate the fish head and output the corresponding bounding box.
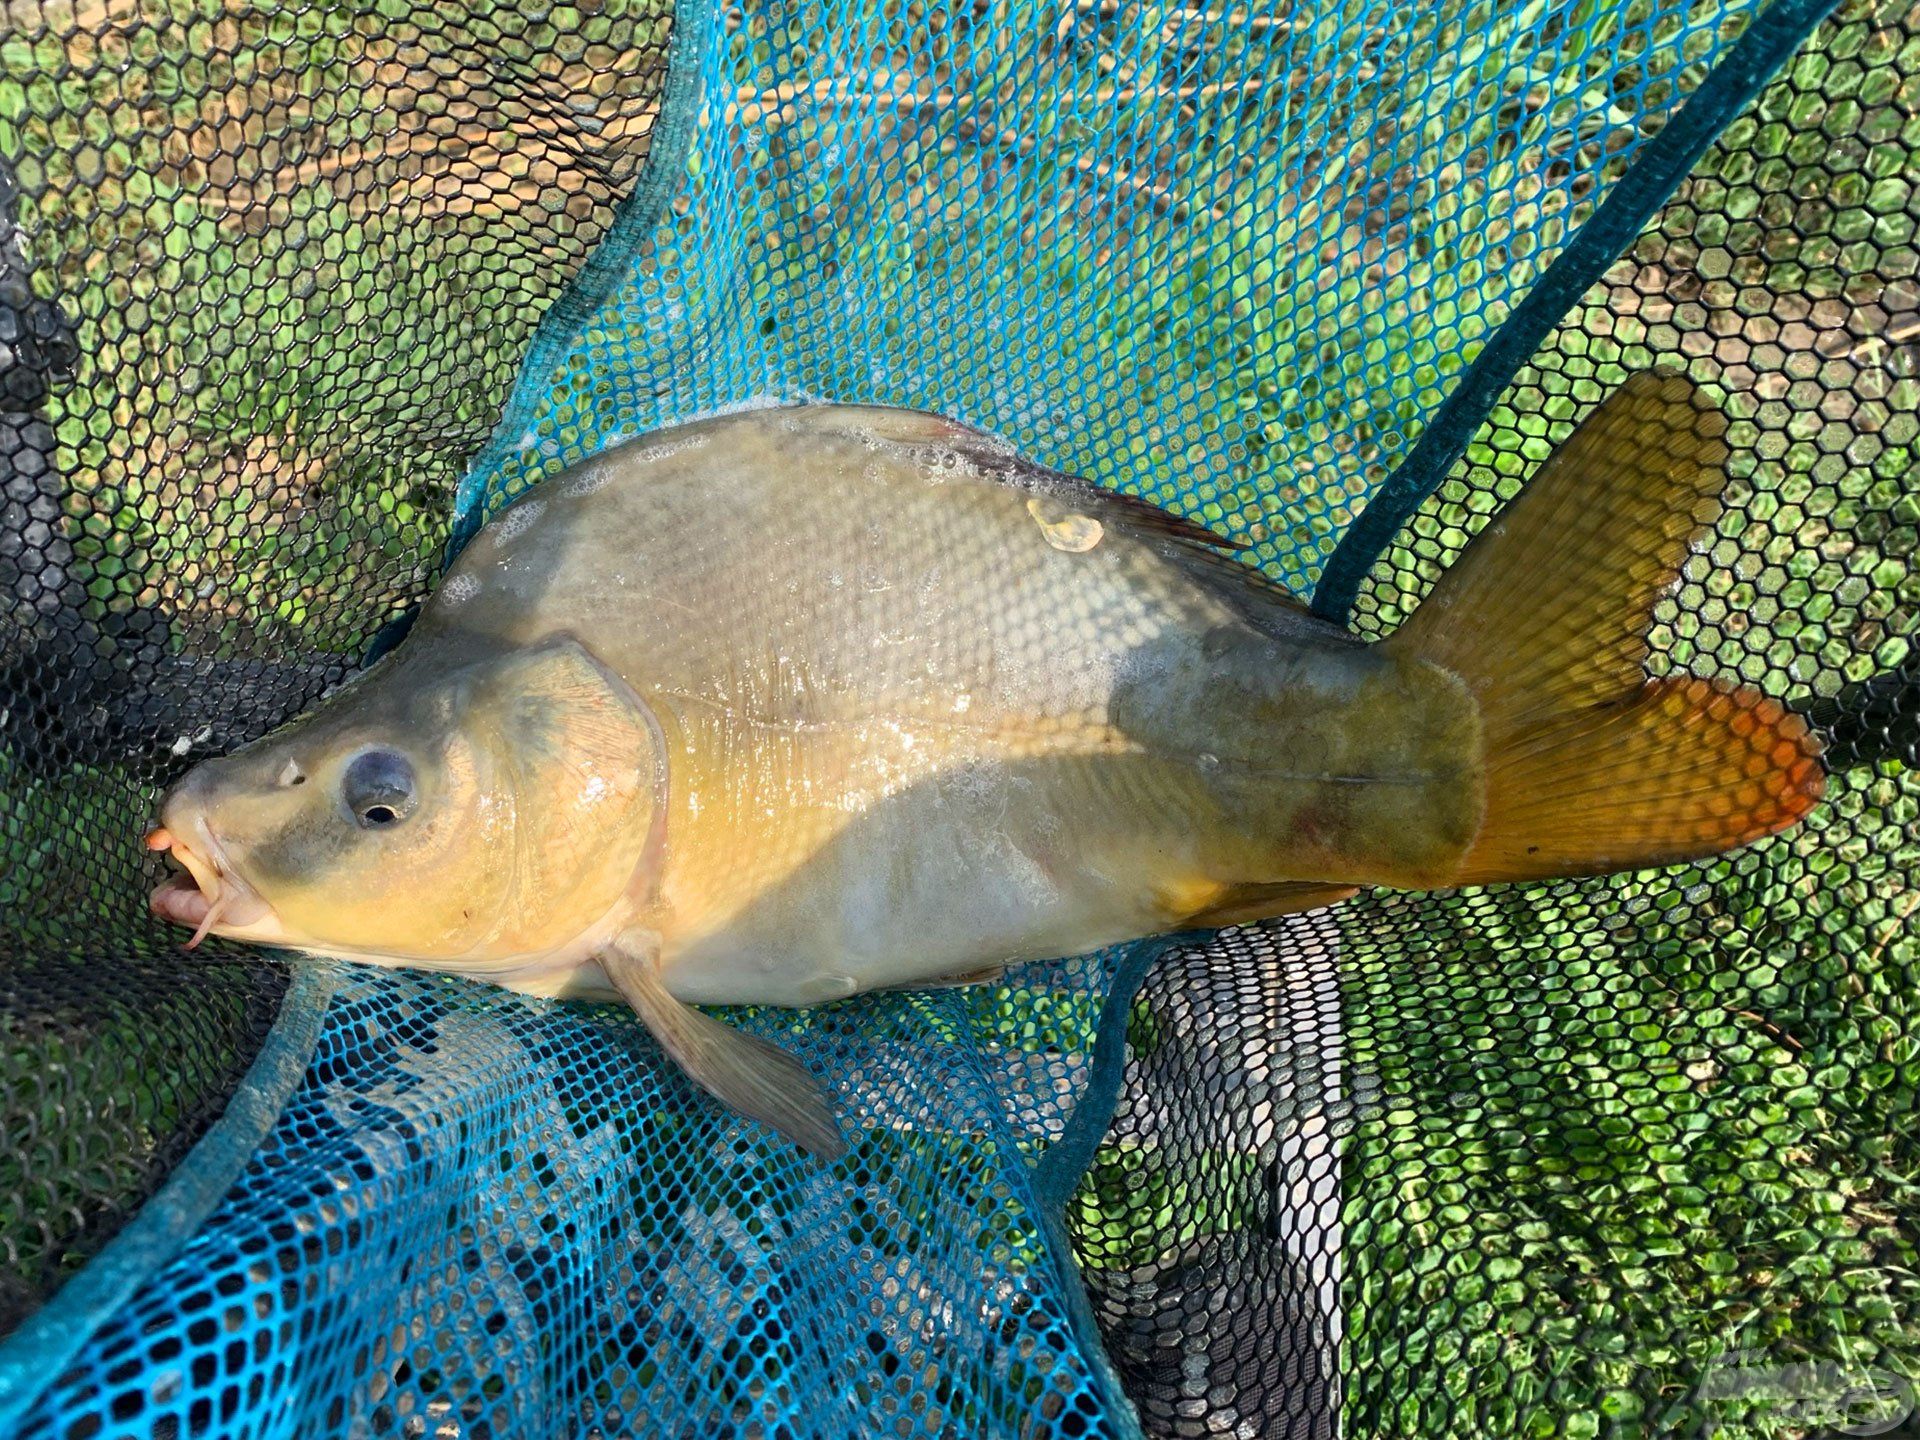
[148,637,665,968]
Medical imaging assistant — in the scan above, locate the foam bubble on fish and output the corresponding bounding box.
[924,448,974,477]
[633,437,708,466]
[963,427,1020,460]
[441,574,481,607]
[853,432,983,484]
[493,500,547,545]
[562,464,614,499]
[709,392,810,418]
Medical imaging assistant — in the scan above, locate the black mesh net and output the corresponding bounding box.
[1072,920,1346,1439]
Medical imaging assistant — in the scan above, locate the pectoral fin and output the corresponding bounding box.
[600,942,847,1161]
[877,964,1008,993]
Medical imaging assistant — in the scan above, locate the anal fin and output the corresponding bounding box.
[1184,882,1359,928]
[877,964,1009,993]
[601,942,847,1160]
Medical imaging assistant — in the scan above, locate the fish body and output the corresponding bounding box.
[451,407,1475,1004]
[149,377,1825,1155]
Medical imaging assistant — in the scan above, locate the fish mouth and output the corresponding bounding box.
[146,825,274,949]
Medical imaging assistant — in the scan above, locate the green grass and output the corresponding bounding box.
[486,0,1728,589]
[0,980,266,1329]
[0,0,671,657]
[1336,772,1920,1438]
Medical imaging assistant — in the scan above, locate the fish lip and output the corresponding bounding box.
[148,828,273,939]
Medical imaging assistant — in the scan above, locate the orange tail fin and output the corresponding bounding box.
[1386,371,1825,885]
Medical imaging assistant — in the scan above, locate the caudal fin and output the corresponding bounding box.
[1387,371,1825,885]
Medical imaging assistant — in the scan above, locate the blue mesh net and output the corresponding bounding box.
[462,0,1757,594]
[20,958,1157,1437]
[6,0,1916,1436]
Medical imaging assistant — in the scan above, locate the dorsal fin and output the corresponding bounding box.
[817,405,1337,635]
[844,405,1246,548]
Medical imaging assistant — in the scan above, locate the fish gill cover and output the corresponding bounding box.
[0,0,1915,1437]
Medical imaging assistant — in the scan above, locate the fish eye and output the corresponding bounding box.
[342,749,416,830]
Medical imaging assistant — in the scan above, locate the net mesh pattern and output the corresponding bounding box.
[0,0,672,1331]
[23,958,1146,1439]
[2,0,1917,1437]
